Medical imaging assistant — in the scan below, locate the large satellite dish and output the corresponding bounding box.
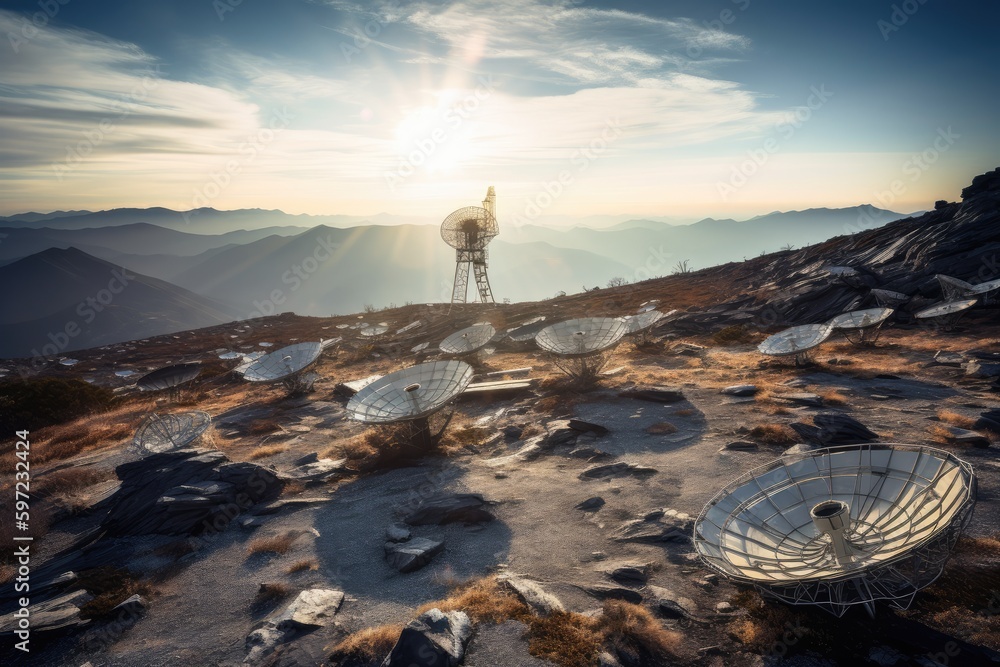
[132,411,212,455]
[347,360,474,424]
[758,324,833,365]
[869,289,909,308]
[535,318,629,383]
[439,323,496,357]
[441,186,499,309]
[694,444,976,617]
[621,309,666,337]
[827,307,894,346]
[242,342,324,394]
[936,274,1000,304]
[135,363,201,400]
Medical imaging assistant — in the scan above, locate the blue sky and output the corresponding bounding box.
[0,0,996,221]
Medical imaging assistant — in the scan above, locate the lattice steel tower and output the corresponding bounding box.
[441,186,499,310]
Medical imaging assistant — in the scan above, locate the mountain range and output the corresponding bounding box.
[0,204,912,358]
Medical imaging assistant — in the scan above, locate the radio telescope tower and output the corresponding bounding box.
[441,186,499,310]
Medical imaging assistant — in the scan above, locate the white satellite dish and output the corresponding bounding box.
[136,363,201,397]
[439,323,496,356]
[694,444,976,617]
[242,342,324,393]
[506,316,548,343]
[913,298,978,329]
[132,411,212,455]
[758,323,833,365]
[360,324,389,338]
[827,307,894,346]
[535,318,628,382]
[637,299,660,313]
[869,289,909,308]
[411,342,430,353]
[621,309,666,336]
[347,360,474,424]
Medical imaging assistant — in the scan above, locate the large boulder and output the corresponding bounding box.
[383,608,472,667]
[404,493,494,526]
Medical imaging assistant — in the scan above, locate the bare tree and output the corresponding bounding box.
[672,260,692,275]
[606,276,628,288]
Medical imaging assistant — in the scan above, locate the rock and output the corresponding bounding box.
[405,493,494,525]
[605,562,653,585]
[385,537,445,573]
[647,586,698,620]
[112,593,147,618]
[293,452,318,466]
[618,387,685,403]
[497,575,565,615]
[569,446,612,460]
[966,360,1000,378]
[975,416,1000,434]
[252,497,330,515]
[568,419,610,436]
[576,496,605,511]
[280,458,348,482]
[610,508,693,543]
[933,351,965,367]
[776,392,824,407]
[272,589,344,630]
[383,608,472,667]
[581,585,644,604]
[503,425,523,440]
[386,523,411,542]
[791,412,879,446]
[933,424,991,448]
[101,449,282,537]
[783,443,820,456]
[579,462,658,480]
[0,590,91,636]
[722,441,758,451]
[715,602,734,614]
[244,624,286,666]
[722,384,758,397]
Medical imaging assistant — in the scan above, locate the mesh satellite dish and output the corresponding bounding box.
[131,411,212,456]
[347,360,474,447]
[694,443,976,617]
[827,307,894,346]
[621,309,666,337]
[136,363,201,401]
[869,289,909,309]
[360,324,389,339]
[637,300,660,314]
[411,342,430,354]
[536,318,629,383]
[913,298,978,330]
[506,316,548,343]
[218,351,243,360]
[439,323,496,359]
[758,323,833,366]
[937,274,1000,305]
[397,320,423,335]
[242,342,324,394]
[442,186,499,309]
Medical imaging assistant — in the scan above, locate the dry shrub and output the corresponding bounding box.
[248,419,282,435]
[750,423,796,445]
[325,423,443,473]
[728,589,803,652]
[34,467,111,498]
[77,566,154,620]
[817,389,848,406]
[599,600,683,664]
[253,582,291,608]
[713,324,755,346]
[247,531,299,556]
[645,422,677,435]
[287,559,319,574]
[528,611,602,667]
[440,426,491,449]
[416,577,530,624]
[249,443,288,460]
[34,419,134,464]
[329,625,404,666]
[281,480,307,497]
[937,409,978,430]
[928,423,960,445]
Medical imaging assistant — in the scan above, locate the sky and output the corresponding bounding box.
[0,0,997,222]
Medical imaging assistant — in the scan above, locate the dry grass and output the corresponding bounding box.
[416,577,531,624]
[323,423,441,473]
[34,467,114,514]
[712,324,756,346]
[287,558,319,574]
[749,423,797,445]
[816,388,849,406]
[248,419,282,435]
[247,531,299,556]
[248,443,288,460]
[937,409,978,430]
[253,582,291,608]
[329,625,403,666]
[33,418,135,464]
[728,589,803,652]
[672,408,696,417]
[599,601,683,665]
[528,611,603,667]
[645,422,677,435]
[77,566,155,620]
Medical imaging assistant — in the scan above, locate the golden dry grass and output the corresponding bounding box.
[937,409,978,430]
[329,625,404,665]
[645,422,678,435]
[528,611,603,667]
[248,443,289,460]
[248,419,282,435]
[77,566,155,620]
[750,423,797,445]
[253,582,291,608]
[599,601,683,664]
[816,388,849,406]
[287,558,319,574]
[247,532,299,556]
[416,577,531,624]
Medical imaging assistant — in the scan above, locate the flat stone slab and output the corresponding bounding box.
[575,496,605,511]
[609,508,693,543]
[618,387,686,403]
[384,608,472,667]
[775,392,824,407]
[272,589,344,630]
[579,462,658,480]
[404,493,494,526]
[722,384,758,397]
[385,537,445,573]
[580,584,643,604]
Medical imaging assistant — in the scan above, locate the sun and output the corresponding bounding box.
[393,90,476,176]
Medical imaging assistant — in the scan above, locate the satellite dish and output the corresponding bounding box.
[506,316,548,343]
[637,300,660,314]
[869,289,909,308]
[136,363,201,400]
[218,351,243,360]
[621,309,666,336]
[913,298,978,330]
[827,307,894,346]
[535,318,629,383]
[397,321,423,335]
[936,274,1000,304]
[758,324,833,365]
[694,443,976,617]
[411,342,430,353]
[242,342,324,394]
[442,186,499,309]
[347,360,474,424]
[336,323,351,329]
[439,323,496,357]
[132,411,212,455]
[360,324,389,338]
